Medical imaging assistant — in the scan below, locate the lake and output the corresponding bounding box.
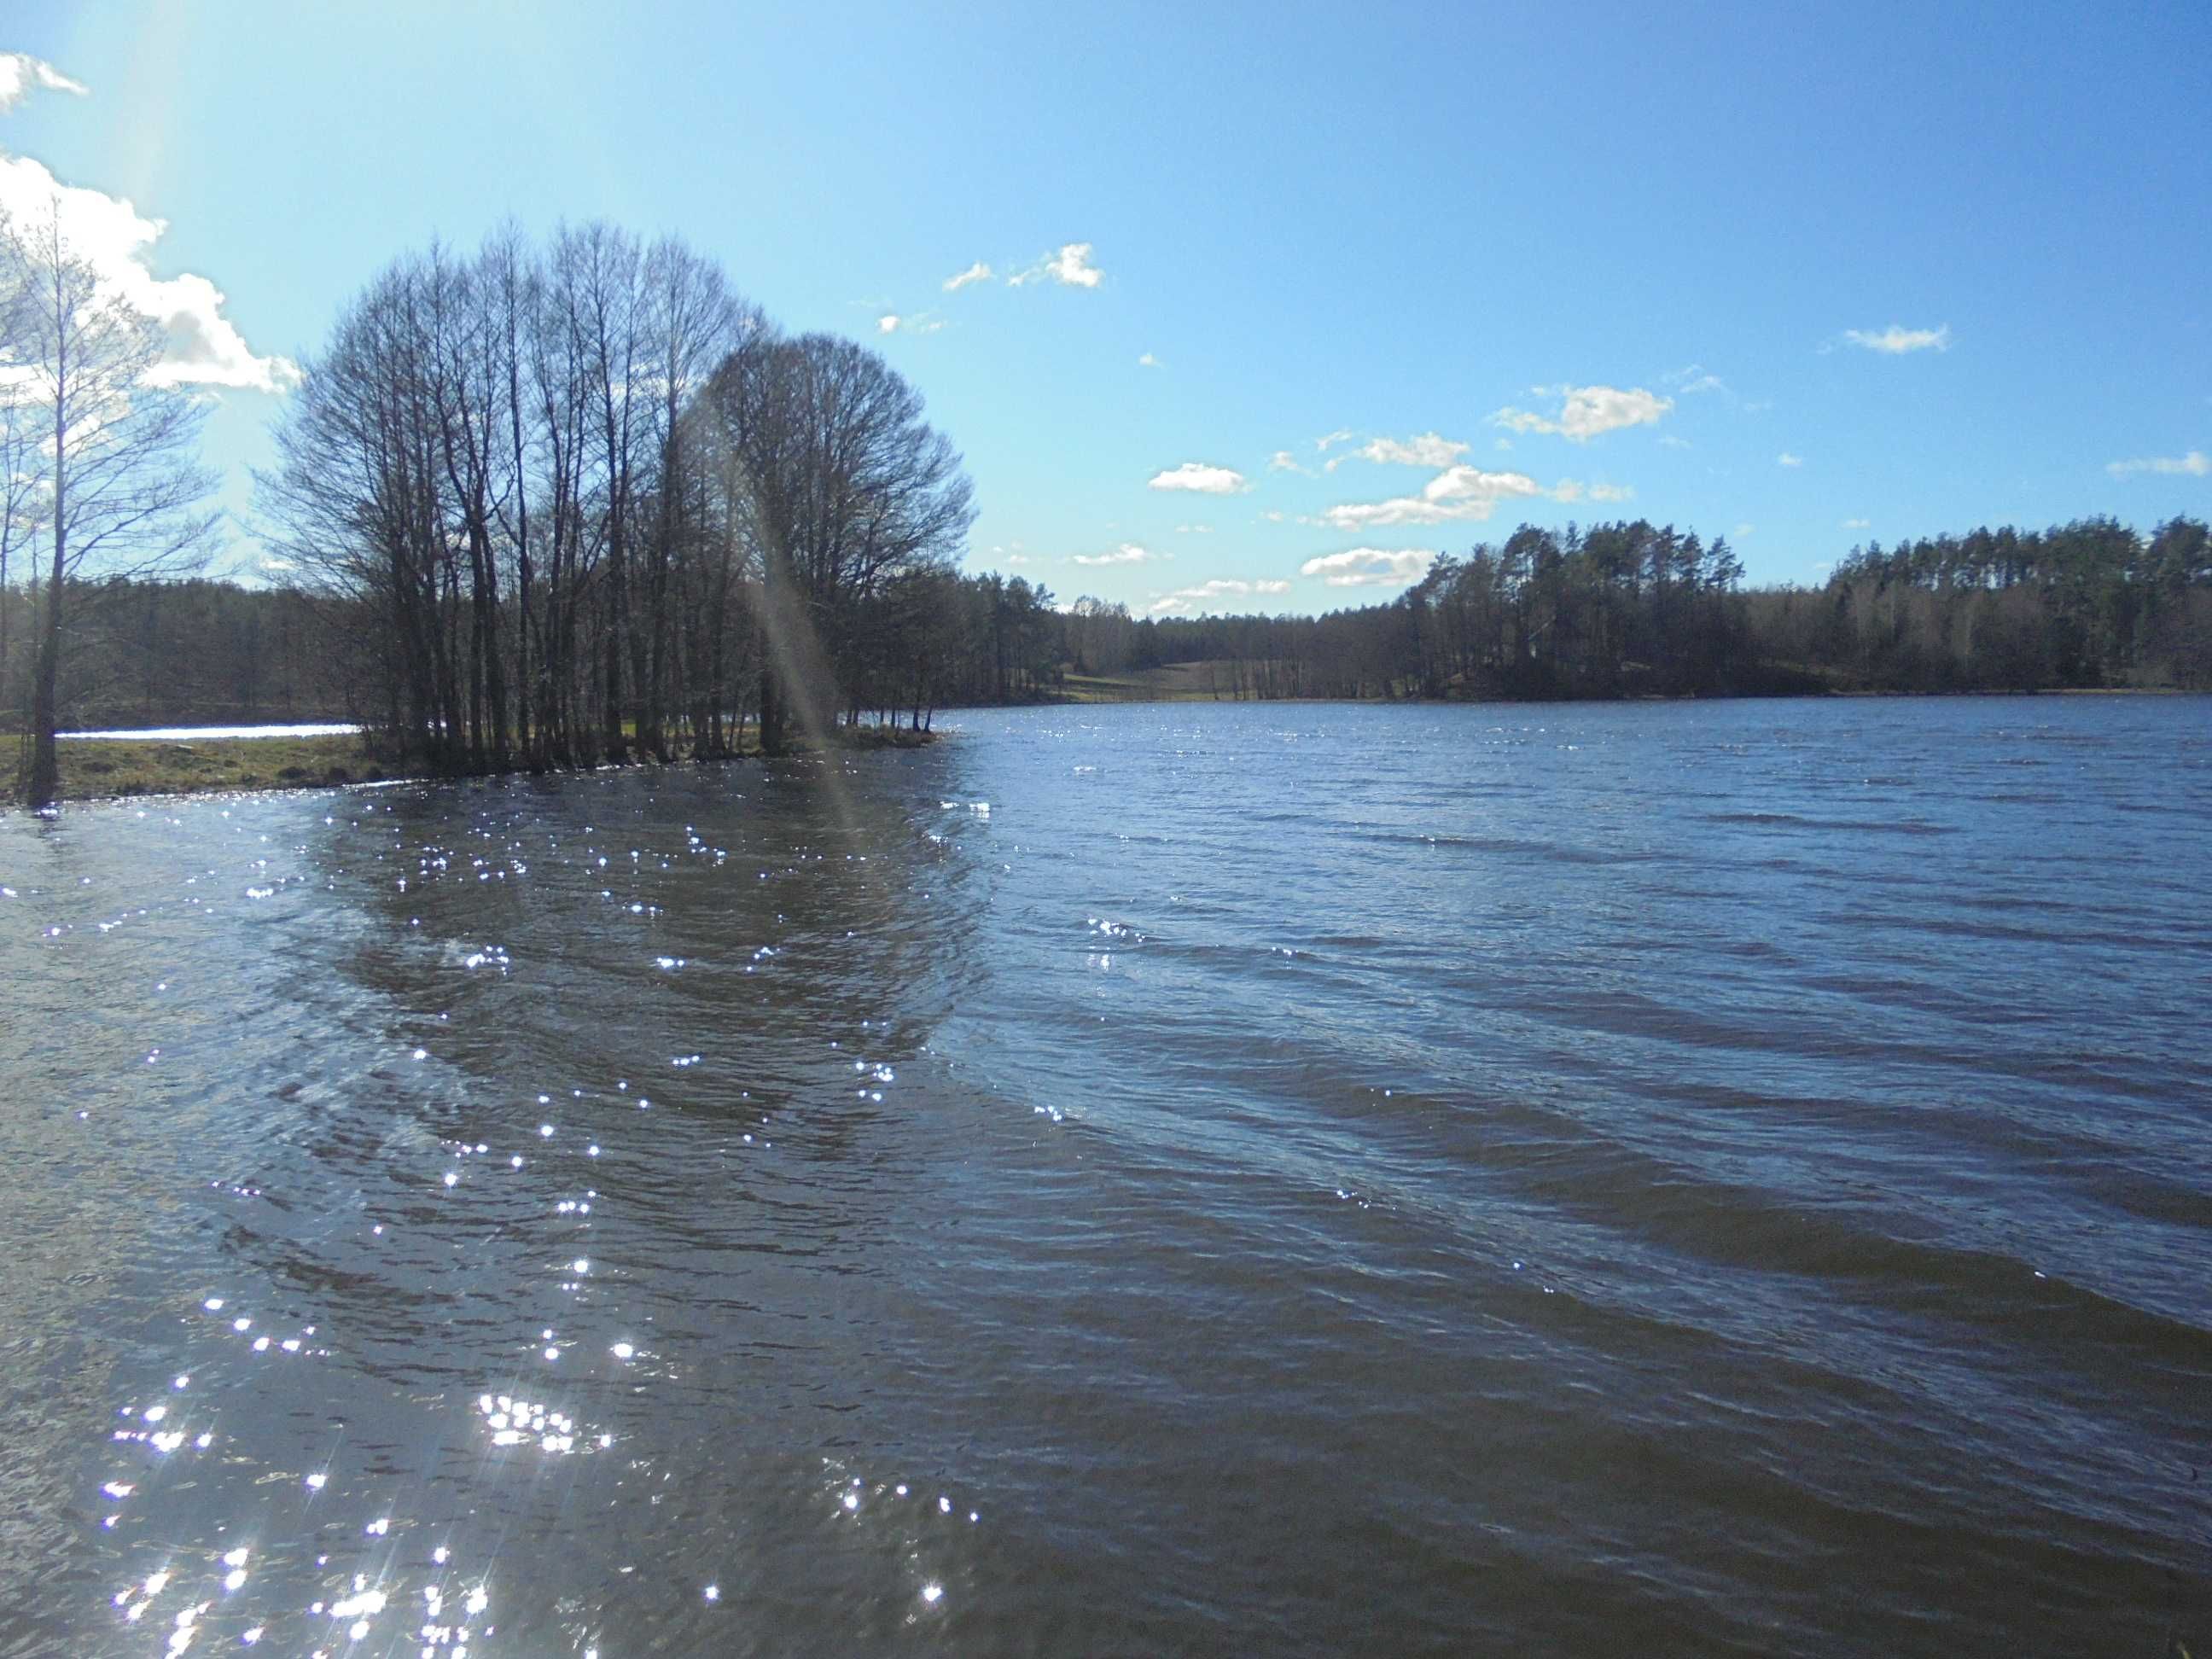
[1,696,2206,1656]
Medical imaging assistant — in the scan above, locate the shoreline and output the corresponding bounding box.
[9,681,2203,809]
[6,725,939,812]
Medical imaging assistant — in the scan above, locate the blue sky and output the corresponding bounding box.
[3,1,2207,613]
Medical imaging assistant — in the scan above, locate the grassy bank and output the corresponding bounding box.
[55,733,390,800]
[21,724,937,807]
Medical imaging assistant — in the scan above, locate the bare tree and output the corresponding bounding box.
[0,307,45,725]
[700,330,974,752]
[2,207,217,806]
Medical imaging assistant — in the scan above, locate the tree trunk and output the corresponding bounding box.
[27,529,62,808]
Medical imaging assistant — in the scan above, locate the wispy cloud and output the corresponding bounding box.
[1491,384,1673,442]
[1266,450,1308,474]
[1010,242,1103,288]
[1138,352,1161,368]
[1841,323,1951,355]
[1148,462,1250,495]
[1300,548,1437,588]
[0,52,86,111]
[876,312,943,335]
[1842,517,1871,530]
[1662,364,1729,398]
[1173,523,1214,533]
[0,129,299,392]
[2106,450,2209,477]
[1550,480,1633,505]
[1313,428,1356,452]
[1777,451,1803,468]
[1072,543,1163,567]
[942,261,992,292]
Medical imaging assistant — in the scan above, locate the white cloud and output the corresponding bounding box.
[877,311,943,335]
[1313,428,1356,452]
[1010,241,1103,288]
[1266,449,1306,474]
[1679,374,1726,395]
[877,314,900,334]
[1842,323,1951,355]
[1261,509,1286,522]
[1777,451,1803,468]
[1173,523,1213,533]
[1423,463,1540,504]
[1320,464,1551,531]
[1300,548,1437,588]
[1348,431,1470,469]
[2106,450,2209,477]
[1842,517,1871,530]
[1072,543,1161,567]
[1318,498,1454,531]
[942,261,992,292]
[1490,384,1673,442]
[0,52,86,111]
[0,149,300,393]
[1147,576,1293,614]
[1656,434,1691,449]
[1148,461,1250,495]
[1138,352,1161,368]
[1733,522,1755,538]
[1007,553,1035,566]
[1587,483,1634,503]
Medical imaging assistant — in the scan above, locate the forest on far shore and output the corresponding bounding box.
[3,512,2206,740]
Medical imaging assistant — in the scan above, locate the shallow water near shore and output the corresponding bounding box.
[1,696,2207,1656]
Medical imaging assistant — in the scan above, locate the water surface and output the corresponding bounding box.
[1,697,2206,1656]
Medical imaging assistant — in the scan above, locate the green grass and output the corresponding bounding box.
[53,733,390,800]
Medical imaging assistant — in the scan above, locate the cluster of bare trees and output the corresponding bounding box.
[1,208,218,806]
[260,223,975,769]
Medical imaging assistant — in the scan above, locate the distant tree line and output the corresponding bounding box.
[1749,517,2212,692]
[0,576,342,730]
[1110,516,2212,700]
[9,515,2207,748]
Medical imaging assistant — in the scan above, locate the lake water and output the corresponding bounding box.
[1,696,2207,1656]
[58,725,364,743]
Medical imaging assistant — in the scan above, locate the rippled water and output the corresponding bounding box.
[2,697,2207,1656]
